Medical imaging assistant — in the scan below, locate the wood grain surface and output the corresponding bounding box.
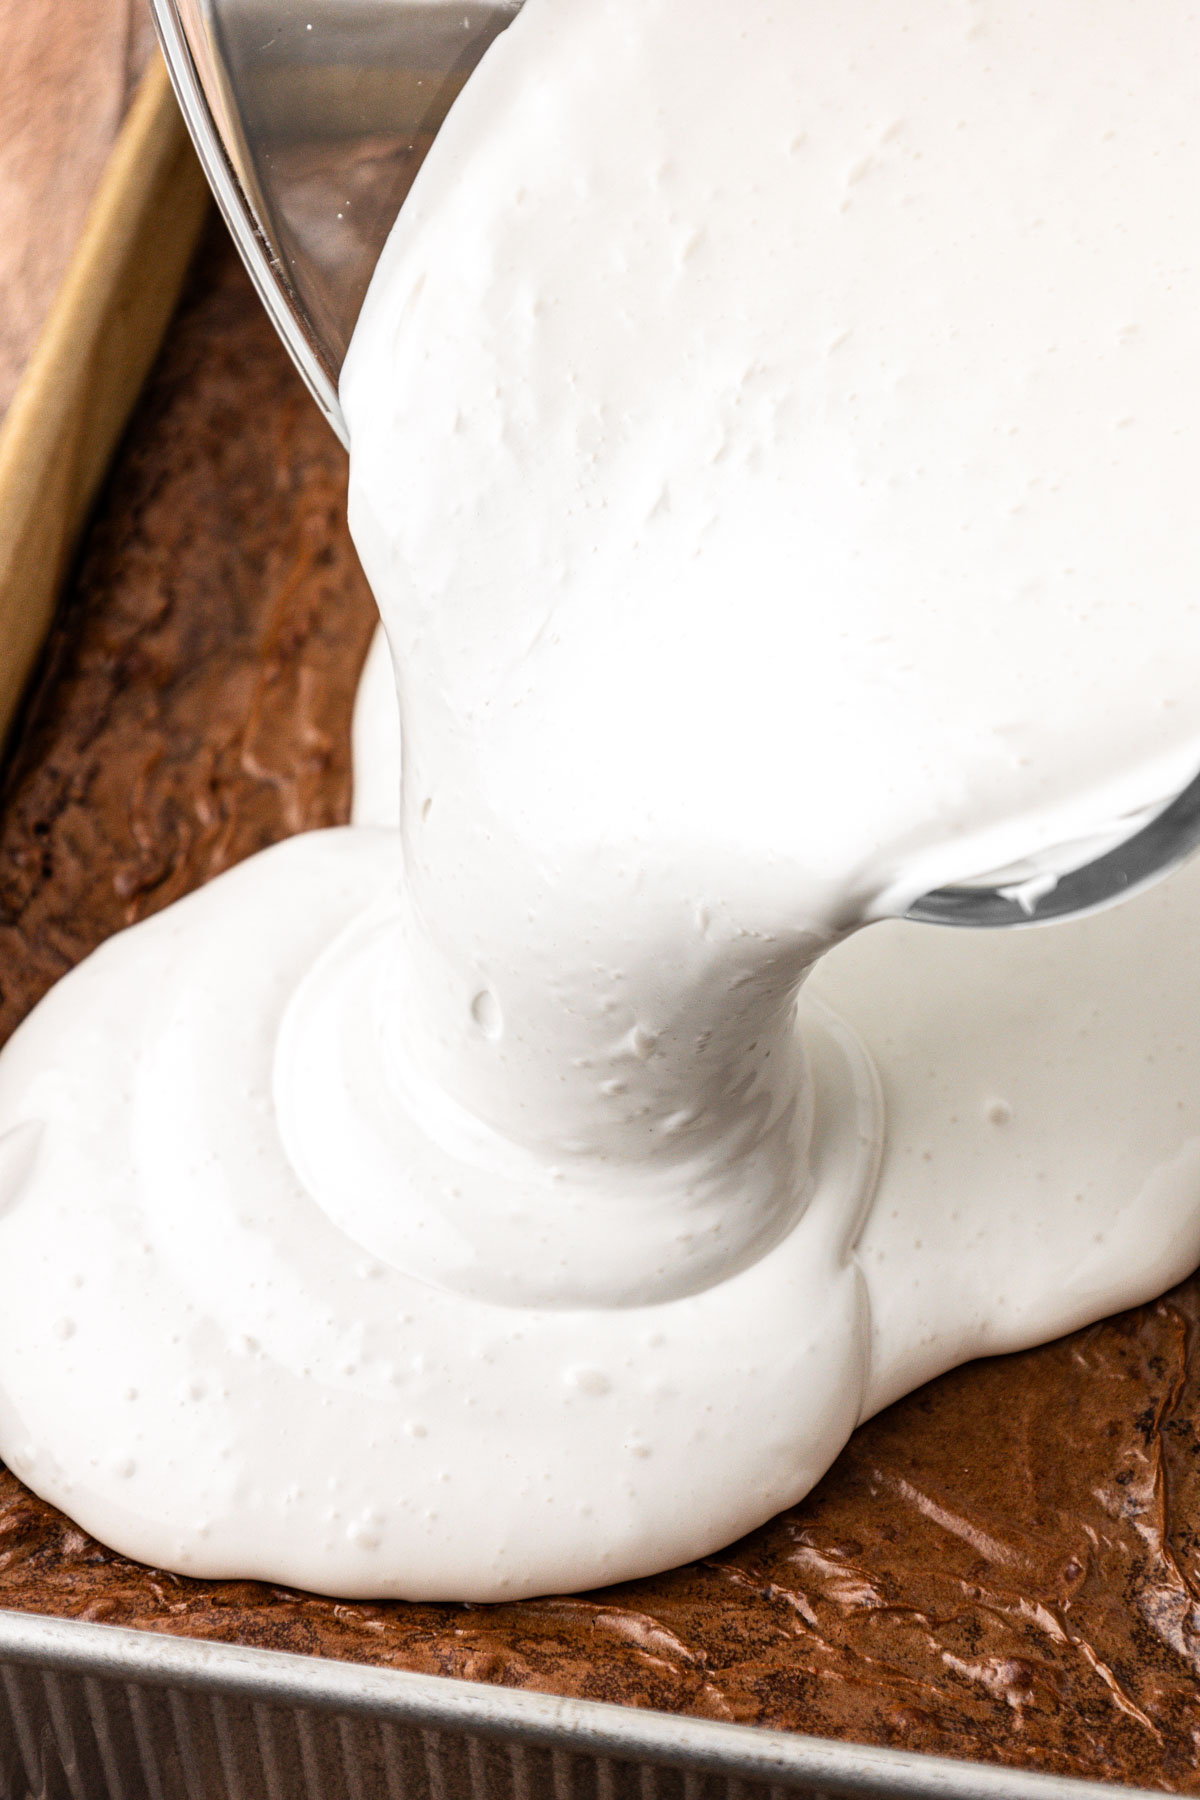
[0,0,157,422]
[0,61,210,752]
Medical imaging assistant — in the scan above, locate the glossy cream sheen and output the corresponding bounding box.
[2,0,1200,1599]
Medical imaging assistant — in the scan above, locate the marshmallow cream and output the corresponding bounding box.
[2,0,1200,1600]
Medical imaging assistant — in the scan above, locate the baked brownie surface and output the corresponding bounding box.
[1,226,1197,1794]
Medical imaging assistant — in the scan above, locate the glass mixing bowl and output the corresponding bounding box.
[149,0,1200,928]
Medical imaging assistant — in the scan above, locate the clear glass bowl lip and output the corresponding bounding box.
[905,766,1200,927]
[149,0,348,439]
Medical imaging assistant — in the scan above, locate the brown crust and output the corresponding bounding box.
[0,226,1197,1794]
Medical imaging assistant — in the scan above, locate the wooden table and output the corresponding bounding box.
[0,0,156,422]
[0,0,208,747]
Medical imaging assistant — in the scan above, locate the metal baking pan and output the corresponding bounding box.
[0,1606,1154,1800]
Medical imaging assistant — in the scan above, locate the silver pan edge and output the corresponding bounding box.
[0,1607,1154,1799]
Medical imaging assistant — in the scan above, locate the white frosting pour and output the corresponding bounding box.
[2,0,1200,1600]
